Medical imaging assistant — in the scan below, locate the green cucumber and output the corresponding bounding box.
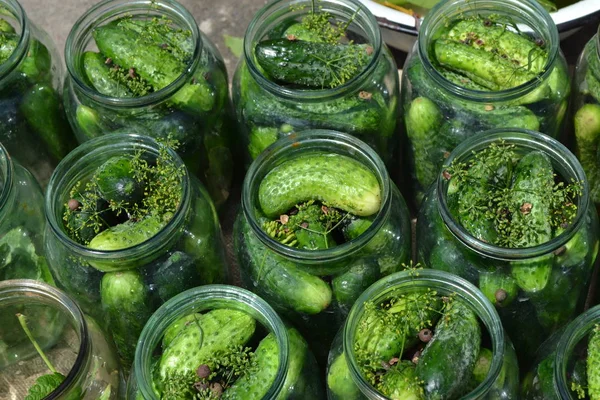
[0,33,16,64]
[439,67,489,91]
[405,96,443,187]
[332,259,380,313]
[379,361,425,400]
[327,353,361,399]
[20,84,73,160]
[82,51,133,98]
[588,326,600,399]
[0,19,14,33]
[255,39,372,88]
[415,300,481,399]
[248,126,278,159]
[159,309,256,380]
[236,216,332,315]
[93,23,213,113]
[479,271,518,307]
[433,39,538,90]
[76,105,103,139]
[509,151,554,292]
[20,39,51,82]
[574,103,600,203]
[445,20,548,75]
[522,355,555,399]
[258,153,381,218]
[100,270,152,364]
[152,251,203,302]
[283,23,325,42]
[161,313,200,349]
[471,348,493,386]
[88,215,166,252]
[95,155,144,204]
[288,203,337,250]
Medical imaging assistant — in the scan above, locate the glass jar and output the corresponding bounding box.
[572,26,600,208]
[402,0,570,205]
[417,129,599,368]
[0,142,51,284]
[326,269,519,399]
[522,304,600,399]
[0,0,75,187]
[232,0,400,168]
[0,279,121,398]
[234,129,411,363]
[64,0,235,207]
[44,134,228,367]
[127,284,324,399]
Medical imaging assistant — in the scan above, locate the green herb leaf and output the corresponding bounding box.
[223,34,243,58]
[24,372,66,400]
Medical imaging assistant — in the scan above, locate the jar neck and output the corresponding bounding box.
[0,0,30,82]
[0,141,15,222]
[0,279,91,399]
[65,0,202,108]
[437,128,589,261]
[343,269,505,399]
[243,0,382,101]
[241,129,392,264]
[134,285,290,399]
[554,305,600,398]
[417,0,558,102]
[45,133,191,262]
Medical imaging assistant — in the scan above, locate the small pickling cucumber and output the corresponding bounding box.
[574,103,600,202]
[0,19,14,33]
[255,39,372,88]
[445,19,548,75]
[0,33,17,64]
[236,216,332,315]
[159,309,256,380]
[20,39,51,82]
[248,126,278,159]
[95,155,145,204]
[405,97,443,187]
[379,361,425,400]
[283,23,324,42]
[258,153,381,218]
[88,215,166,252]
[76,105,103,139]
[100,270,152,364]
[509,151,554,292]
[332,259,380,313]
[439,67,489,91]
[152,251,203,302]
[415,299,481,399]
[471,348,493,387]
[434,39,538,90]
[522,355,556,399]
[588,326,600,399]
[82,51,133,98]
[327,353,361,399]
[161,313,200,349]
[479,271,518,308]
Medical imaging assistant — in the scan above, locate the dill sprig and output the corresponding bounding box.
[106,62,153,97]
[445,140,582,248]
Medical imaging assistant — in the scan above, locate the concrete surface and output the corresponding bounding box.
[19,0,266,76]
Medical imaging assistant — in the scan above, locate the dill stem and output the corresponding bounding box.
[16,313,58,374]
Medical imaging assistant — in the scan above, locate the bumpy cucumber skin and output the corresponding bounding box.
[161,313,201,349]
[509,151,554,293]
[255,39,371,88]
[159,309,256,380]
[379,361,425,400]
[95,155,144,204]
[88,215,165,252]
[0,33,17,64]
[415,300,481,399]
[327,353,361,399]
[100,270,152,365]
[236,215,332,315]
[588,327,600,399]
[82,51,132,97]
[574,103,600,203]
[479,271,518,307]
[258,153,381,218]
[248,126,278,159]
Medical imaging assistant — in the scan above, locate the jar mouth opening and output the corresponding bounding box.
[343,269,505,399]
[65,0,202,108]
[554,304,600,398]
[243,0,382,101]
[45,133,190,262]
[134,285,290,400]
[0,0,31,81]
[437,129,589,260]
[0,279,89,400]
[417,0,559,101]
[241,129,391,264]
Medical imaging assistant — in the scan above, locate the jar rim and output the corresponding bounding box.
[0,279,90,400]
[342,269,505,399]
[241,129,392,263]
[242,0,383,101]
[64,0,203,108]
[417,0,559,102]
[0,0,31,81]
[44,133,191,262]
[0,140,14,216]
[554,304,600,398]
[436,128,590,260]
[133,284,290,400]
